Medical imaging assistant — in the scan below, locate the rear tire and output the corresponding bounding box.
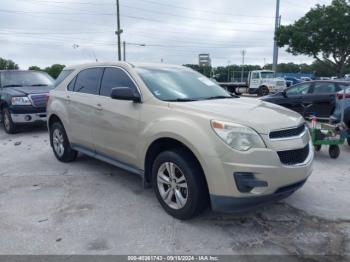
[50,121,77,162]
[329,145,340,159]
[2,108,18,134]
[152,148,208,220]
[257,86,269,97]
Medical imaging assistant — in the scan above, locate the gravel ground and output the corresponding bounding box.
[0,125,349,256]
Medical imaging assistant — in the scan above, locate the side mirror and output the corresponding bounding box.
[110,87,141,103]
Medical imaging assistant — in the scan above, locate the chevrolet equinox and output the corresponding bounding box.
[47,62,313,220]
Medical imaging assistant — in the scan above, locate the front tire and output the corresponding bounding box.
[2,108,17,134]
[152,149,208,220]
[50,122,77,162]
[257,86,269,97]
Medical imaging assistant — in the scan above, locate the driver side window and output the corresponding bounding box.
[286,83,310,95]
[100,67,136,97]
[251,72,260,79]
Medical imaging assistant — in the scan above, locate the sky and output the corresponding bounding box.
[0,0,332,69]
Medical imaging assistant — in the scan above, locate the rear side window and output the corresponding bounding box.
[100,67,136,97]
[67,76,76,91]
[74,68,103,95]
[55,69,73,87]
[313,82,336,94]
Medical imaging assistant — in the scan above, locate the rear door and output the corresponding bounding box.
[66,67,103,150]
[283,82,311,115]
[91,67,141,166]
[303,82,339,118]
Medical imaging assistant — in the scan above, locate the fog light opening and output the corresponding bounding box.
[25,115,32,121]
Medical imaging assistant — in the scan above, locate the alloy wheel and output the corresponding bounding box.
[52,128,65,157]
[157,162,188,210]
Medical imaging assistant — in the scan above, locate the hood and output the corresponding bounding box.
[170,98,303,135]
[11,86,53,95]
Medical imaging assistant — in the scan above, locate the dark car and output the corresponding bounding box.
[0,70,54,134]
[261,81,349,119]
[330,87,350,146]
[284,77,303,87]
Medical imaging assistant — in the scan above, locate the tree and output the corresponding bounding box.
[28,64,65,79]
[183,64,212,78]
[276,0,350,77]
[0,57,19,70]
[28,66,42,71]
[44,64,65,79]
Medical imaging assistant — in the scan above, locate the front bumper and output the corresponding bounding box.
[9,106,47,124]
[202,135,313,213]
[210,179,306,213]
[11,112,47,123]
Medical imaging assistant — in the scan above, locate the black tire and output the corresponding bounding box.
[50,121,77,162]
[329,145,340,159]
[257,86,269,97]
[314,145,322,152]
[152,148,209,220]
[347,137,350,147]
[2,108,18,134]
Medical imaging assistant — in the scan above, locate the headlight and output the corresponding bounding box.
[211,120,266,151]
[11,97,32,106]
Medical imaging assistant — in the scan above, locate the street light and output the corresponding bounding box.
[123,41,146,61]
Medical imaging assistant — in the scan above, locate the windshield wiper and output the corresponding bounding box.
[203,95,238,100]
[31,84,49,86]
[163,98,198,102]
[2,84,24,88]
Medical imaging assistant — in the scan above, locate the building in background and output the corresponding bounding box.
[198,54,211,67]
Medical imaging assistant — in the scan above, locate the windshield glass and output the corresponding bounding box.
[2,71,54,88]
[261,72,275,79]
[136,67,230,101]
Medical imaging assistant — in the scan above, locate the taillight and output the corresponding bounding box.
[336,93,350,100]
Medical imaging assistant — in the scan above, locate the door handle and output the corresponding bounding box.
[65,95,70,103]
[95,104,103,111]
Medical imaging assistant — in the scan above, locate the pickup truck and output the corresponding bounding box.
[0,70,54,134]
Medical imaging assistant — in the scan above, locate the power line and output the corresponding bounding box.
[130,0,275,19]
[120,4,274,26]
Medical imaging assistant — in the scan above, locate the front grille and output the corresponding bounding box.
[29,93,48,108]
[277,144,310,165]
[269,124,306,139]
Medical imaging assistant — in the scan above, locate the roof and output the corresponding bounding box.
[65,61,186,71]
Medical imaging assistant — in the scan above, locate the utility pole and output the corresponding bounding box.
[115,0,123,61]
[241,50,246,82]
[123,41,126,61]
[272,0,280,72]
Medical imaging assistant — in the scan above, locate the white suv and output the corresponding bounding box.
[47,62,313,220]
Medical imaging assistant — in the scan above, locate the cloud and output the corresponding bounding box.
[1,0,332,69]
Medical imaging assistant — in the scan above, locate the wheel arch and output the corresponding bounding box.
[143,137,209,193]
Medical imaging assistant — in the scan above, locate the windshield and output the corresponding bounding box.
[1,71,54,88]
[261,72,275,79]
[136,67,231,101]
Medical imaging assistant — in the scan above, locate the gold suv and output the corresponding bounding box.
[47,62,313,220]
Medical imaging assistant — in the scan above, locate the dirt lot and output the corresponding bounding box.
[0,125,349,256]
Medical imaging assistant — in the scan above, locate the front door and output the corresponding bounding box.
[91,67,141,166]
[284,82,311,115]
